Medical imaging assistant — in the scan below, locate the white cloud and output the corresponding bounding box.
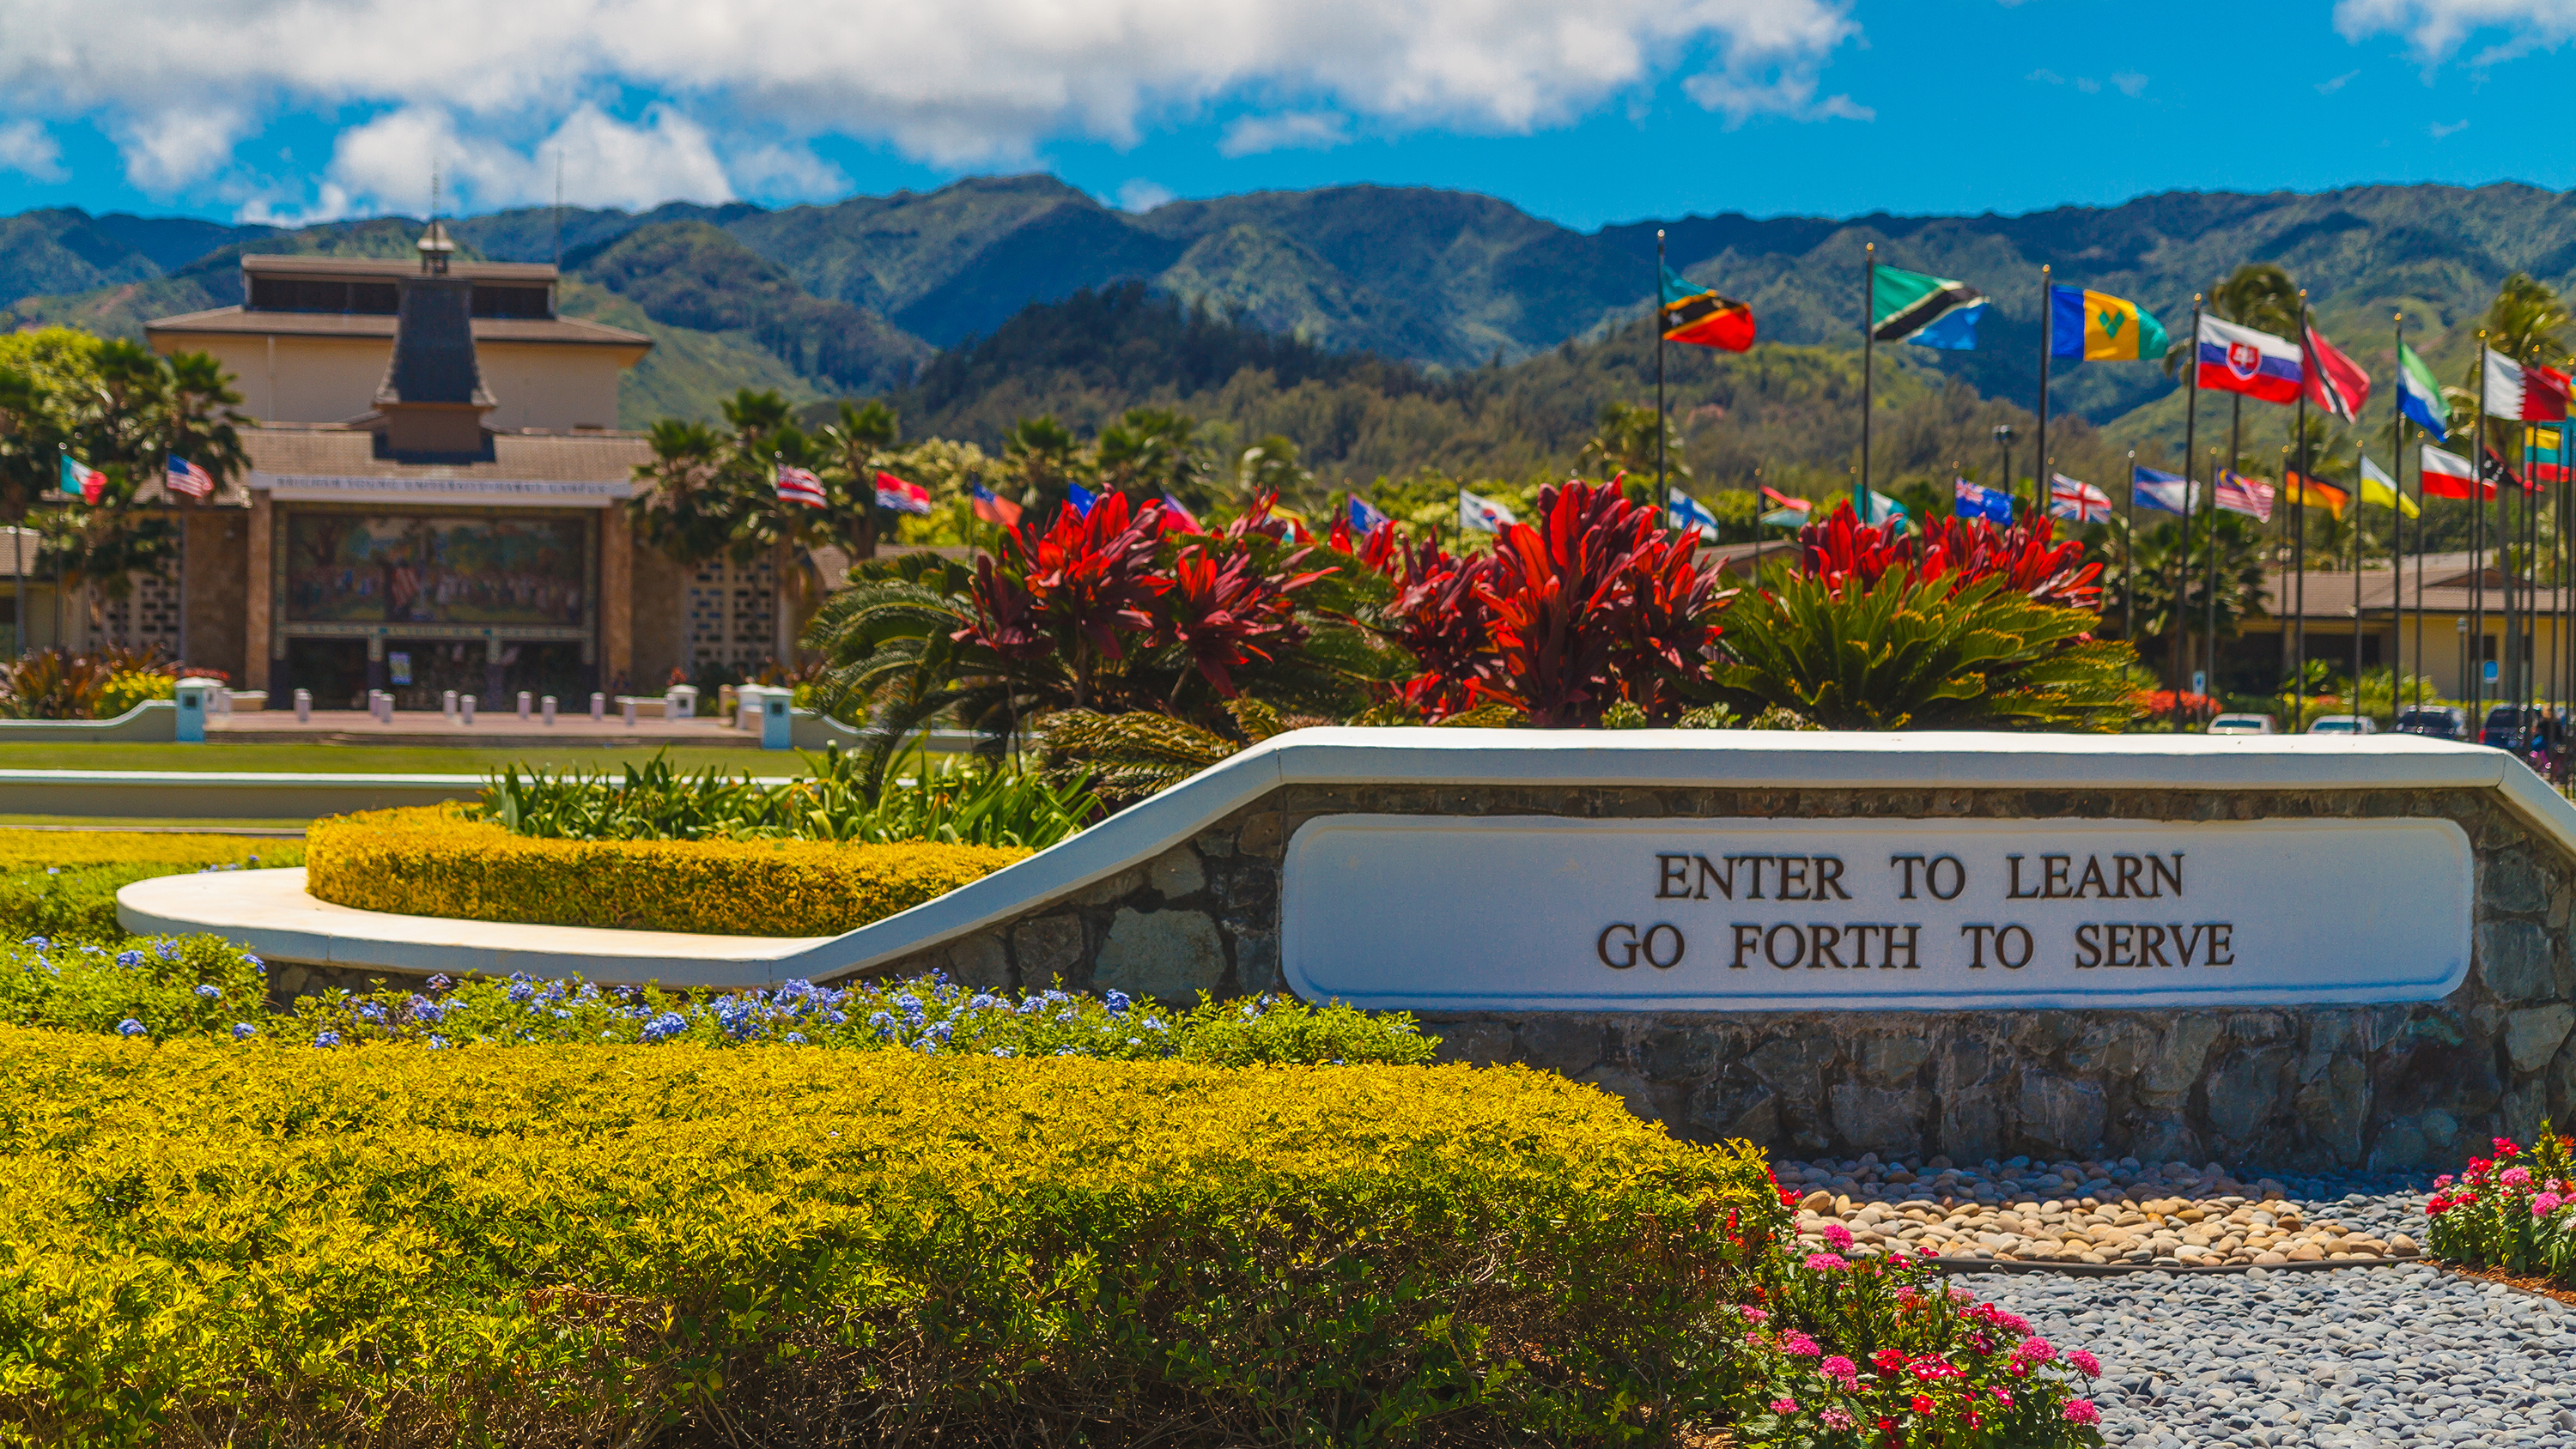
[320,102,734,215]
[2110,70,2148,96]
[0,0,1867,192]
[2315,68,2362,93]
[1115,179,1176,212]
[2028,68,2065,84]
[0,119,63,181]
[2334,0,2576,61]
[727,142,850,202]
[2074,76,2101,93]
[2430,117,2471,137]
[1218,111,1352,156]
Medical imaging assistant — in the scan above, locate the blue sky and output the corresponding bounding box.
[0,0,2563,232]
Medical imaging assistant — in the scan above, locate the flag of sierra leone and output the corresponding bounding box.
[1872,264,1989,349]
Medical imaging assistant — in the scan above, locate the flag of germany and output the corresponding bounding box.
[1661,264,1756,352]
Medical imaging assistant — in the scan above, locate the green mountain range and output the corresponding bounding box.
[3,176,2570,475]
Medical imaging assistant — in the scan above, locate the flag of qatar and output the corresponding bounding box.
[2302,322,2372,424]
[2195,315,2303,405]
[2484,348,2571,422]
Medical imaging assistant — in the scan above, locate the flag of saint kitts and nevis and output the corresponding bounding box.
[1659,265,1755,353]
[1871,265,1988,349]
[2049,286,2167,361]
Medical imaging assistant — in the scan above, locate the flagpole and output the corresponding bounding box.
[2475,330,2489,726]
[2182,293,2202,722]
[2292,293,2311,728]
[2399,312,2418,713]
[1656,229,1669,529]
[2121,446,2136,652]
[2353,435,2365,715]
[1860,243,1874,515]
[2037,264,2053,518]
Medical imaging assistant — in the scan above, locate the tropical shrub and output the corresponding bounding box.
[307,804,1026,937]
[2425,1125,2576,1285]
[478,744,1097,848]
[0,1036,1783,1446]
[1728,1240,2109,1446]
[0,933,266,1039]
[1712,504,2139,731]
[0,830,297,942]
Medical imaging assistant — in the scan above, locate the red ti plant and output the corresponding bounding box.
[1161,543,1331,699]
[964,493,1168,706]
[1379,536,1504,718]
[1795,504,2101,610]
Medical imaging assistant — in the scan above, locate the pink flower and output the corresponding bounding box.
[2063,1398,2101,1426]
[2068,1349,2102,1377]
[1779,1330,1822,1357]
[2501,1167,2533,1188]
[2012,1336,2056,1365]
[1821,1355,1860,1389]
[1738,1306,1770,1324]
[1771,1397,1799,1416]
[1820,1409,1856,1430]
[2433,1174,2455,1189]
[2532,1193,2563,1216]
[1805,1252,1850,1271]
[1991,1387,2014,1408]
[1821,1222,1855,1251]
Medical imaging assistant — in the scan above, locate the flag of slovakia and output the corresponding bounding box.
[2196,315,2302,405]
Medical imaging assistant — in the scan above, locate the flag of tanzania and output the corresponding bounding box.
[1871,264,1988,349]
[1660,264,1755,352]
[2049,284,2170,362]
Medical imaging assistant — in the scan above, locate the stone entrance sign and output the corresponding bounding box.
[1282,815,2472,1011]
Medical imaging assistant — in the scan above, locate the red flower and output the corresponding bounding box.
[1871,1349,1909,1374]
[1911,1395,1935,1416]
[2495,1137,2521,1157]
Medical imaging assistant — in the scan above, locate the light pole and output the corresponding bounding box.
[1994,424,2017,504]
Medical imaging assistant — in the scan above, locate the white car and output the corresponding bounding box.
[2307,714,2379,735]
[2206,712,2279,735]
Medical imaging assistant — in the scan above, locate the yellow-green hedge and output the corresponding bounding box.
[0,1032,1783,1446]
[306,804,1025,937]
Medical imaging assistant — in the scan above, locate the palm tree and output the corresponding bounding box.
[2484,273,2573,370]
[820,399,898,560]
[1097,408,1211,510]
[1578,401,1684,503]
[1002,415,1085,513]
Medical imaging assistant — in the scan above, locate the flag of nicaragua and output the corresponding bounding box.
[2047,473,2113,524]
[2129,466,2199,516]
[2195,315,2303,405]
[1459,488,1516,533]
[1665,490,1722,541]
[1953,478,2014,524]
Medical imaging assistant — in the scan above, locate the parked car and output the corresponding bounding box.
[2306,714,2379,735]
[2481,705,2547,750]
[2394,706,2470,741]
[2206,712,2279,736]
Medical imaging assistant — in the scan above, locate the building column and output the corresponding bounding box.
[600,503,632,694]
[246,490,275,695]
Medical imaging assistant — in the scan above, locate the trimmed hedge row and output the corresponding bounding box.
[0,830,299,943]
[306,804,1026,937]
[0,1033,1783,1446]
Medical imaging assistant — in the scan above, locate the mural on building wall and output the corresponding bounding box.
[284,514,587,626]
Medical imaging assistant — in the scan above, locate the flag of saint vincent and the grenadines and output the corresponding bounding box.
[2130,466,2200,516]
[1871,265,1988,350]
[1660,265,1755,353]
[2048,286,2168,362]
[2398,343,2449,442]
[1953,478,2014,524]
[2194,315,2303,405]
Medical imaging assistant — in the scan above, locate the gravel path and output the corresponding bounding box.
[1959,1263,2576,1447]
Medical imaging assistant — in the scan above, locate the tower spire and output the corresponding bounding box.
[417,163,455,275]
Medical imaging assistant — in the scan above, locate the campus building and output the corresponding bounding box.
[2233,555,2574,708]
[126,224,812,706]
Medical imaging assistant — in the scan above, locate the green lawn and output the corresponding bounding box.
[0,742,817,775]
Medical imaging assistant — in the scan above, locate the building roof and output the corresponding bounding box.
[239,254,558,283]
[2249,561,2576,623]
[376,275,492,410]
[145,306,650,350]
[241,426,650,478]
